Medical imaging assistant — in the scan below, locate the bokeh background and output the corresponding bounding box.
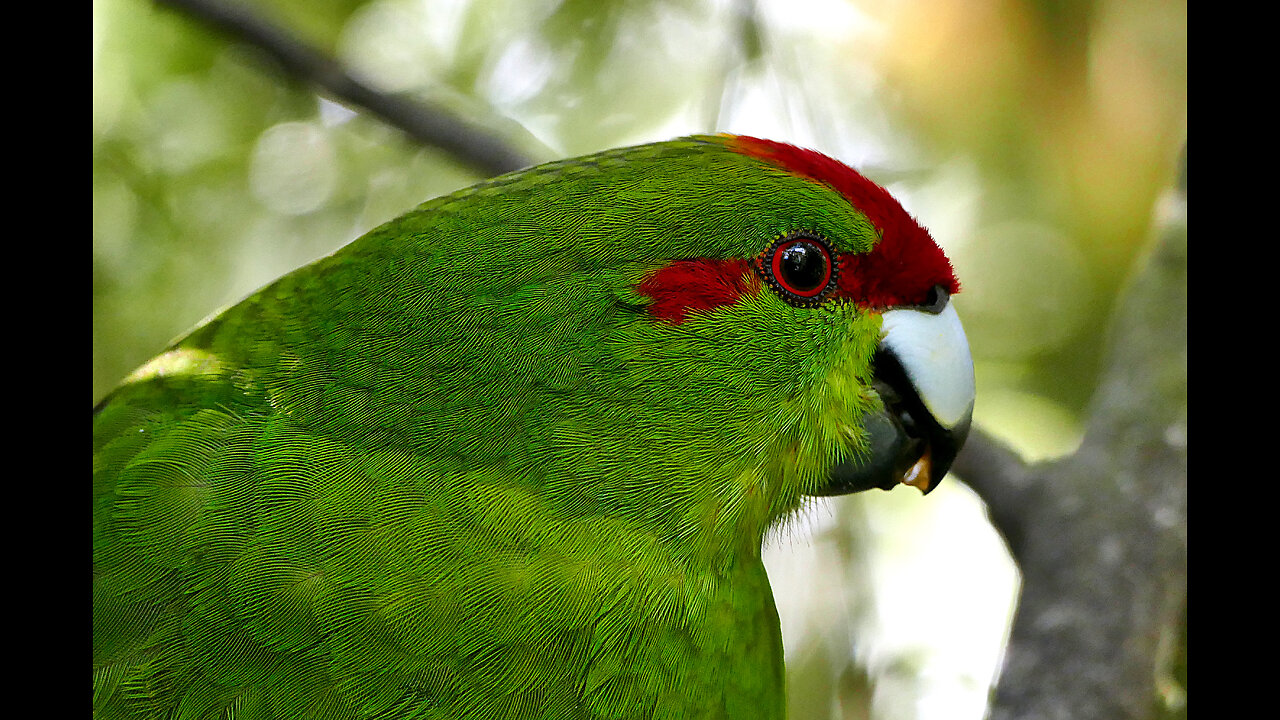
[92,1,1187,717]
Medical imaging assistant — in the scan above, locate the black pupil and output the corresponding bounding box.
[778,242,827,292]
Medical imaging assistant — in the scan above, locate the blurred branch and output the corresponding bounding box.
[958,148,1188,719]
[155,0,534,176]
[951,427,1036,560]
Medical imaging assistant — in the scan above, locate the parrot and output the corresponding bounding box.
[92,134,975,719]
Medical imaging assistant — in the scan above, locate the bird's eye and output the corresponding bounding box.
[758,232,838,306]
[921,285,949,314]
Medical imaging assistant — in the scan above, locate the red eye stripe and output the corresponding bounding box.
[633,258,756,324]
[633,244,944,324]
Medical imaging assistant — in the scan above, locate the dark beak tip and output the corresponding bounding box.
[813,407,972,498]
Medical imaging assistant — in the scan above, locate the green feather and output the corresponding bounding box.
[94,135,889,719]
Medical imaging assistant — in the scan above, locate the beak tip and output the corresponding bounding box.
[900,450,933,494]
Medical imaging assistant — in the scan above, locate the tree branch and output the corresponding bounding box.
[974,156,1188,719]
[951,426,1035,560]
[155,0,534,176]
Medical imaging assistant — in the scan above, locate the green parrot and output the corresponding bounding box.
[93,134,975,719]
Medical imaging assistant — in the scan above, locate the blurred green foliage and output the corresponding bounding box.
[92,1,1185,717]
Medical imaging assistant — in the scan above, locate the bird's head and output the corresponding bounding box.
[621,136,974,500]
[308,135,974,543]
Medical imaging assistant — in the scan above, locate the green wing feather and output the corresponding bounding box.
[93,136,885,718]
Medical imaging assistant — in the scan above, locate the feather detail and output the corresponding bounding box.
[633,258,756,323]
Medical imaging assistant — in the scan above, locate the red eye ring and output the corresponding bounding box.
[756,232,839,306]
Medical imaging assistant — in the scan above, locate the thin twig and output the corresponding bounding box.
[155,0,534,176]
